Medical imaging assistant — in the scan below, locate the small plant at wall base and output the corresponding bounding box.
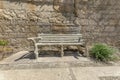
[0,40,8,59]
[90,43,116,62]
[0,40,8,46]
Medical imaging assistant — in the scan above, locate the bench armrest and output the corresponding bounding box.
[27,37,42,44]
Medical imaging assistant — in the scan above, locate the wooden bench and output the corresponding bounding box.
[28,34,87,59]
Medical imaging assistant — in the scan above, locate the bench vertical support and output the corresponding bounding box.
[77,46,84,56]
[34,44,39,59]
[61,45,64,57]
[84,41,88,57]
[85,46,88,57]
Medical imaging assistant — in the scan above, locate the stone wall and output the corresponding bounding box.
[77,0,120,48]
[0,0,120,52]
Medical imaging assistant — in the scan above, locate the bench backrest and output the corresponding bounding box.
[38,34,83,43]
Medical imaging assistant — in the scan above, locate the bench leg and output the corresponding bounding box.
[77,46,85,56]
[61,45,64,57]
[34,44,39,59]
[85,46,88,57]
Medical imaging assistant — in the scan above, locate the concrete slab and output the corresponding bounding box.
[37,56,89,62]
[0,67,120,80]
[0,51,90,64]
[0,68,72,80]
[0,51,30,64]
[72,67,120,80]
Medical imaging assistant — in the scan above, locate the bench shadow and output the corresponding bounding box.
[39,50,83,59]
[38,51,60,57]
[15,51,36,61]
[15,50,84,61]
[64,50,83,59]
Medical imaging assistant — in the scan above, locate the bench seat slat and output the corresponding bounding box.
[36,42,84,45]
[38,41,83,42]
[38,34,82,36]
[39,37,82,39]
[38,40,84,43]
[40,37,80,39]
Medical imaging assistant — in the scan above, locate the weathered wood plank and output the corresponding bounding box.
[38,34,82,36]
[36,42,84,45]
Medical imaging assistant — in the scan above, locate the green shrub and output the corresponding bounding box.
[90,43,115,62]
[0,40,8,46]
[0,40,11,60]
